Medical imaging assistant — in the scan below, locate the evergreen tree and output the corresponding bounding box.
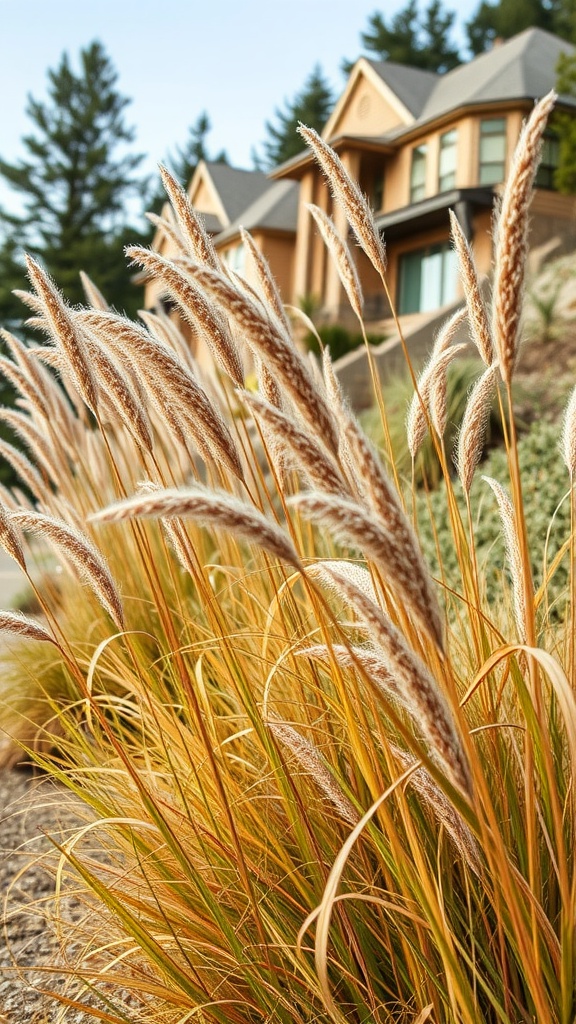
[0,40,147,317]
[148,111,228,213]
[348,0,461,73]
[465,0,573,55]
[256,65,335,169]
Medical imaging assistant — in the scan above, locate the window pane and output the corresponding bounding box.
[439,130,457,191]
[398,242,458,314]
[410,145,427,202]
[479,118,506,185]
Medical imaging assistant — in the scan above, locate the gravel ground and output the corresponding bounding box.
[0,769,95,1023]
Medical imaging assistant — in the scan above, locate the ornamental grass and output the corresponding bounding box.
[1,90,575,1024]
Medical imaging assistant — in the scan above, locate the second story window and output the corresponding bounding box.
[479,118,506,185]
[439,130,457,191]
[535,130,560,189]
[410,144,428,203]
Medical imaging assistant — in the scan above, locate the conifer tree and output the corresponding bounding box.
[256,65,335,169]
[349,0,461,73]
[148,111,228,213]
[0,40,147,318]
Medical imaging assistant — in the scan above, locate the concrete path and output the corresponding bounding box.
[0,550,28,610]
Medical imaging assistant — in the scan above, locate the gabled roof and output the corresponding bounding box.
[272,27,576,181]
[417,27,576,125]
[365,60,439,119]
[202,162,270,225]
[215,180,299,246]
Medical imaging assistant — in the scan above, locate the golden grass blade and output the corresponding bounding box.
[0,502,26,571]
[240,227,291,335]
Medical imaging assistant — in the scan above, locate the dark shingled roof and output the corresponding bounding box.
[418,27,576,124]
[203,163,271,224]
[365,60,439,118]
[215,180,299,245]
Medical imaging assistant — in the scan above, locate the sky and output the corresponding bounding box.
[0,0,479,218]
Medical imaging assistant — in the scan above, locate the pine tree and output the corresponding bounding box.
[256,65,335,169]
[0,40,147,317]
[465,0,572,55]
[148,111,228,213]
[349,0,461,73]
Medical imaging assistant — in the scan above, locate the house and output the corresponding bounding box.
[271,27,576,325]
[145,160,298,320]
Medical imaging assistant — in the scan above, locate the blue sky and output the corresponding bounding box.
[0,0,479,212]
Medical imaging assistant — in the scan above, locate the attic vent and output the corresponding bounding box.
[357,93,371,119]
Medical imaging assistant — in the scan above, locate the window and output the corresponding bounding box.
[224,242,245,274]
[398,243,458,315]
[439,129,457,191]
[535,130,560,189]
[479,118,506,185]
[410,144,428,202]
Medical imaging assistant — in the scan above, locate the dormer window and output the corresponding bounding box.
[410,145,428,203]
[439,130,457,192]
[479,118,506,185]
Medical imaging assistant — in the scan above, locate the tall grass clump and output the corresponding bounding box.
[1,90,575,1024]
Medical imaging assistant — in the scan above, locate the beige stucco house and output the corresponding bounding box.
[145,27,576,343]
[272,26,576,326]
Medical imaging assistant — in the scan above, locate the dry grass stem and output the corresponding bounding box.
[457,365,499,493]
[492,91,557,384]
[11,509,125,631]
[319,565,472,795]
[90,485,302,568]
[449,212,493,366]
[307,204,364,320]
[268,720,360,826]
[0,438,54,506]
[145,209,187,258]
[483,476,531,642]
[298,124,387,280]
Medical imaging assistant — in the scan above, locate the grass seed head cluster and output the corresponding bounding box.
[1,90,575,1024]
